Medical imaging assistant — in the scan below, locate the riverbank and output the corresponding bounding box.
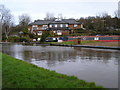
[1,41,119,50]
[1,52,103,88]
[47,41,119,47]
[1,41,119,47]
[81,41,119,47]
[48,41,120,50]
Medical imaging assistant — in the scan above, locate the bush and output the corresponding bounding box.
[8,36,20,42]
[8,36,30,42]
[20,37,30,42]
[40,31,50,42]
[2,35,7,41]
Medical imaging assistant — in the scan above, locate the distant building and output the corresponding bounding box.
[118,1,120,18]
[28,18,83,36]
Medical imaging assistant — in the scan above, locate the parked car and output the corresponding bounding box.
[46,37,58,42]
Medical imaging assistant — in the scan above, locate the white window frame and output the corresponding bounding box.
[32,25,38,30]
[38,31,42,35]
[32,25,38,27]
[57,30,62,35]
[66,24,68,27]
[43,25,48,27]
[74,24,78,27]
[60,24,63,27]
[49,24,52,28]
[42,25,48,29]
[55,24,57,27]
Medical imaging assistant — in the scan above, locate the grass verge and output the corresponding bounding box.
[46,41,101,45]
[2,52,104,88]
[0,52,2,89]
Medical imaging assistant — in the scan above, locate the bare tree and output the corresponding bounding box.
[19,14,31,27]
[0,5,14,39]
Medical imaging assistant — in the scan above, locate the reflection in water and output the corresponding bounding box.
[2,43,119,88]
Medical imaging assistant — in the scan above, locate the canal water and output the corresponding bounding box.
[1,43,119,88]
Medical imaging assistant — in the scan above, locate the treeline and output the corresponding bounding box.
[77,12,120,35]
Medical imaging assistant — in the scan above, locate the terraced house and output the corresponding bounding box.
[28,18,83,36]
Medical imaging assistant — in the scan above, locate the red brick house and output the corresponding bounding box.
[28,18,83,36]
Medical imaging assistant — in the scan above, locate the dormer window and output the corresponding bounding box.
[74,24,78,27]
[55,18,62,21]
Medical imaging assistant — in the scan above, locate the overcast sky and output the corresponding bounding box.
[0,0,119,24]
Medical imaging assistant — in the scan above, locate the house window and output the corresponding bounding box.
[38,31,42,35]
[55,24,57,27]
[42,25,48,30]
[66,24,68,27]
[32,27,38,30]
[33,25,37,27]
[60,24,63,27]
[57,30,62,35]
[32,25,38,30]
[49,25,52,28]
[74,24,78,27]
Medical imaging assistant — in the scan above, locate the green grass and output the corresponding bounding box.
[81,40,101,44]
[2,52,104,88]
[0,52,2,89]
[47,41,74,45]
[46,40,101,45]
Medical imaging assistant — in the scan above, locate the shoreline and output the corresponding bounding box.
[1,41,120,50]
[50,44,120,50]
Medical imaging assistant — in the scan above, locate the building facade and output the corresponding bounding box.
[28,19,83,36]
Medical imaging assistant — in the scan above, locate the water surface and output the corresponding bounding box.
[2,43,119,88]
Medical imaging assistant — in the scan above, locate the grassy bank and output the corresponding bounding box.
[0,52,2,89]
[46,41,101,45]
[2,53,103,88]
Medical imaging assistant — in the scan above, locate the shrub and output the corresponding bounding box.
[8,36,30,42]
[8,36,20,42]
[20,37,30,42]
[40,31,50,42]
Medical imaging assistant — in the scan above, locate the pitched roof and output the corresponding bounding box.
[30,20,52,25]
[63,19,79,24]
[50,20,68,24]
[29,19,81,25]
